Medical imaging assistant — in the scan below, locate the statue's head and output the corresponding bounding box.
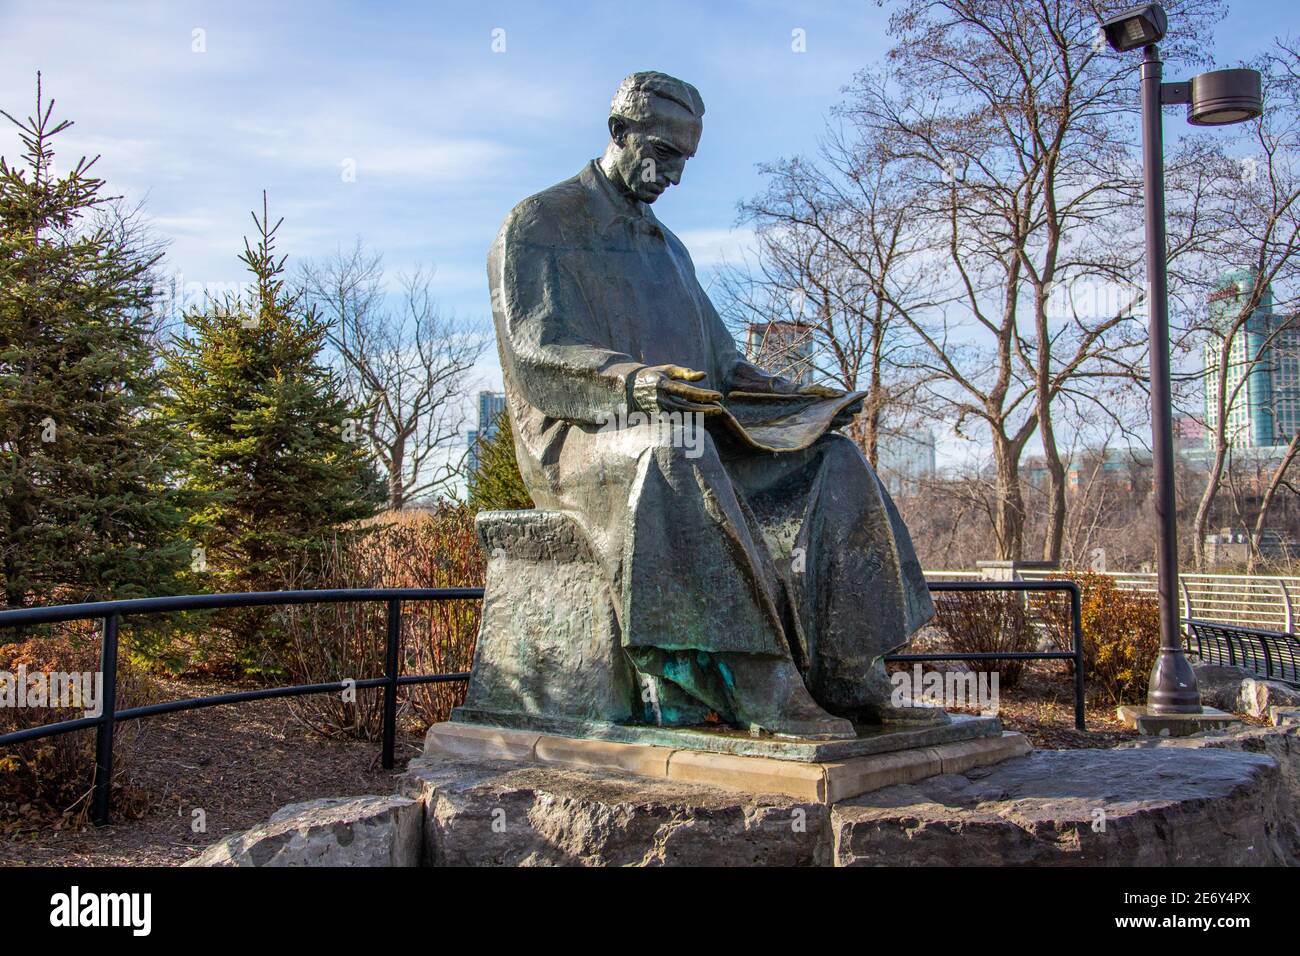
[601,71,704,205]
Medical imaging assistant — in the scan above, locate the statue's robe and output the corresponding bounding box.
[487,160,933,717]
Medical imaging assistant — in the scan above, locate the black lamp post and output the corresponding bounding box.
[1102,3,1262,715]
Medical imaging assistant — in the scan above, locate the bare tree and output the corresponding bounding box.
[300,242,486,509]
[732,2,1223,560]
[723,139,937,467]
[1184,48,1300,568]
[1249,433,1299,571]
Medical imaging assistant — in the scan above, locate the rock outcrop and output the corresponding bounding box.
[189,722,1300,866]
[399,756,831,866]
[1121,722,1300,860]
[832,747,1289,866]
[1191,660,1300,717]
[185,795,422,867]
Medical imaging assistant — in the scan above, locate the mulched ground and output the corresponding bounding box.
[0,677,423,867]
[1,667,1140,866]
[947,664,1140,750]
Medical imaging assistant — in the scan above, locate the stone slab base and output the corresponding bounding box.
[832,747,1290,866]
[1116,704,1242,737]
[186,724,1298,866]
[184,796,422,867]
[400,756,837,866]
[447,709,995,762]
[424,720,1029,803]
[398,744,1292,866]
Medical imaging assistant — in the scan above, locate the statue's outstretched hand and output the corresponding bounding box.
[632,365,724,415]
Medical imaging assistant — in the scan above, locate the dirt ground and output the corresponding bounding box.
[0,677,424,866]
[946,664,1141,749]
[1,667,1135,866]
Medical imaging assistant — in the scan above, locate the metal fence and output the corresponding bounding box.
[1016,569,1298,634]
[0,589,478,826]
[0,579,1084,826]
[890,580,1085,732]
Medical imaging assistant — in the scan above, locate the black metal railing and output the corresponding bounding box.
[0,579,1085,826]
[890,580,1086,732]
[0,588,478,825]
[1183,617,1300,685]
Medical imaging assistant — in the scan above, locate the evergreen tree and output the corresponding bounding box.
[467,410,534,512]
[164,194,383,666]
[0,76,191,610]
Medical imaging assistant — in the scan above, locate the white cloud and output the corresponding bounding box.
[253,137,514,183]
[672,226,756,268]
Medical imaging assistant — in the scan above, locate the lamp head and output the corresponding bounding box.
[1187,69,1263,126]
[1102,3,1168,52]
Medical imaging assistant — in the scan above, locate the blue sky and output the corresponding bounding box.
[0,2,909,348]
[2,0,1297,462]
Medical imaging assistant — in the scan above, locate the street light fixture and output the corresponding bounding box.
[1102,3,1263,718]
[1185,69,1263,126]
[1102,3,1167,51]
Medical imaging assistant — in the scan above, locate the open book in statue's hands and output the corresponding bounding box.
[711,389,867,453]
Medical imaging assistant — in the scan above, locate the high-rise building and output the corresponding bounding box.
[1203,271,1300,449]
[465,390,507,474]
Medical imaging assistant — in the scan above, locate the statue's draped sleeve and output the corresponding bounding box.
[492,201,645,426]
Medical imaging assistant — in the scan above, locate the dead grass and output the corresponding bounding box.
[947,664,1140,750]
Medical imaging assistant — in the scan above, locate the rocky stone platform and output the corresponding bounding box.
[185,795,422,867]
[186,724,1297,866]
[832,747,1289,866]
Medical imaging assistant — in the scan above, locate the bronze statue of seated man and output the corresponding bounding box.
[476,71,934,741]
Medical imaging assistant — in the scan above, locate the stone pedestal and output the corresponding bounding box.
[424,717,1028,804]
[1116,704,1242,737]
[976,559,1058,581]
[186,724,1300,867]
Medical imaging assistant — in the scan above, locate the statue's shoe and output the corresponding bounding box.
[849,700,951,727]
[725,655,857,740]
[754,712,857,740]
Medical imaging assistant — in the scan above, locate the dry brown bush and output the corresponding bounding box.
[929,590,1038,688]
[277,505,483,739]
[0,626,156,829]
[1042,571,1159,706]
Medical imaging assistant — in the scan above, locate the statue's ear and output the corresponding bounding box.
[608,116,628,147]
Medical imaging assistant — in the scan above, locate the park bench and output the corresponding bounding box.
[1184,618,1300,686]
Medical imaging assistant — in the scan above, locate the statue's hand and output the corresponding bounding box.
[632,365,724,415]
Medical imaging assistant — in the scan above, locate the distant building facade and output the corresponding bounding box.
[876,428,936,496]
[1203,271,1300,449]
[1024,447,1150,493]
[465,390,507,475]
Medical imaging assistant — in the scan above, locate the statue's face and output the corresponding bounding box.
[607,99,702,204]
